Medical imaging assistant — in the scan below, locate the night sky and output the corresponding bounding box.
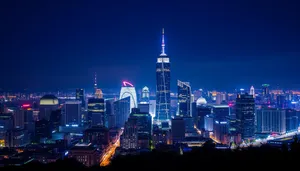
[1,0,299,92]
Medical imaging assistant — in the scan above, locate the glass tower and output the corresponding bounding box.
[177,80,191,117]
[155,28,171,125]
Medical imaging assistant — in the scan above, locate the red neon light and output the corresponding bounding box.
[122,81,134,87]
[22,104,31,107]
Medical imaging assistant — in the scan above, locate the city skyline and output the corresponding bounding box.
[1,0,300,91]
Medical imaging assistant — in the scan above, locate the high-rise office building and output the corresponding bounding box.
[276,95,286,109]
[285,109,298,132]
[262,84,270,97]
[210,104,229,120]
[216,94,222,105]
[14,109,24,128]
[76,89,85,109]
[177,80,191,117]
[213,119,229,144]
[235,93,255,140]
[138,103,150,113]
[106,99,115,128]
[171,117,185,144]
[119,81,137,112]
[114,97,130,128]
[121,108,152,150]
[88,98,105,126]
[65,101,81,125]
[155,28,171,125]
[256,108,286,134]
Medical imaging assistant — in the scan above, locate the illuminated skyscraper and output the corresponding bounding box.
[155,28,171,125]
[119,81,137,112]
[249,86,255,98]
[235,93,255,140]
[177,80,191,117]
[88,98,105,126]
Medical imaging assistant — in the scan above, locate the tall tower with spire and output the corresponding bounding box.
[94,72,97,95]
[155,28,171,126]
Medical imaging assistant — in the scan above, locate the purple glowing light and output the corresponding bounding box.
[123,81,134,87]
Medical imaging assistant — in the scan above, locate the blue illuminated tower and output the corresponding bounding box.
[155,28,171,125]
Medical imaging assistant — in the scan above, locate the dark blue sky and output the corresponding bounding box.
[1,0,299,92]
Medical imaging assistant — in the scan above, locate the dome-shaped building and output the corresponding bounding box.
[39,94,59,120]
[196,97,207,106]
[40,95,59,105]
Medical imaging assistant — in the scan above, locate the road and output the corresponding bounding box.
[100,130,123,167]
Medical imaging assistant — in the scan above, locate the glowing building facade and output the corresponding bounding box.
[177,80,191,117]
[88,98,105,126]
[119,81,137,112]
[155,28,171,125]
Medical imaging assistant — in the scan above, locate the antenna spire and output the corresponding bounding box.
[161,28,166,56]
[94,72,97,94]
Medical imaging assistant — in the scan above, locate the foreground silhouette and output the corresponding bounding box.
[2,139,300,171]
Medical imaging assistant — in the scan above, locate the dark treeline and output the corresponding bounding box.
[2,139,300,171]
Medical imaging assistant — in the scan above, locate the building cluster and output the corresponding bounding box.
[0,29,300,167]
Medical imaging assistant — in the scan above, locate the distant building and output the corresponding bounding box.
[204,114,214,132]
[285,109,298,132]
[235,93,255,140]
[0,113,14,131]
[76,88,85,109]
[196,105,211,130]
[119,81,137,112]
[141,86,150,103]
[14,109,24,129]
[138,103,150,113]
[121,108,152,150]
[256,108,286,134]
[106,99,115,129]
[35,119,52,142]
[177,80,191,117]
[39,95,59,121]
[276,95,286,109]
[114,97,130,128]
[249,86,255,98]
[68,143,101,167]
[210,104,229,120]
[50,110,62,132]
[65,101,81,125]
[84,126,109,149]
[88,98,105,126]
[121,120,138,150]
[152,129,170,146]
[262,84,270,97]
[171,118,185,144]
[213,120,229,144]
[5,128,29,147]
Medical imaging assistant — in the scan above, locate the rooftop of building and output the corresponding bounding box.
[40,94,58,100]
[70,143,98,151]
